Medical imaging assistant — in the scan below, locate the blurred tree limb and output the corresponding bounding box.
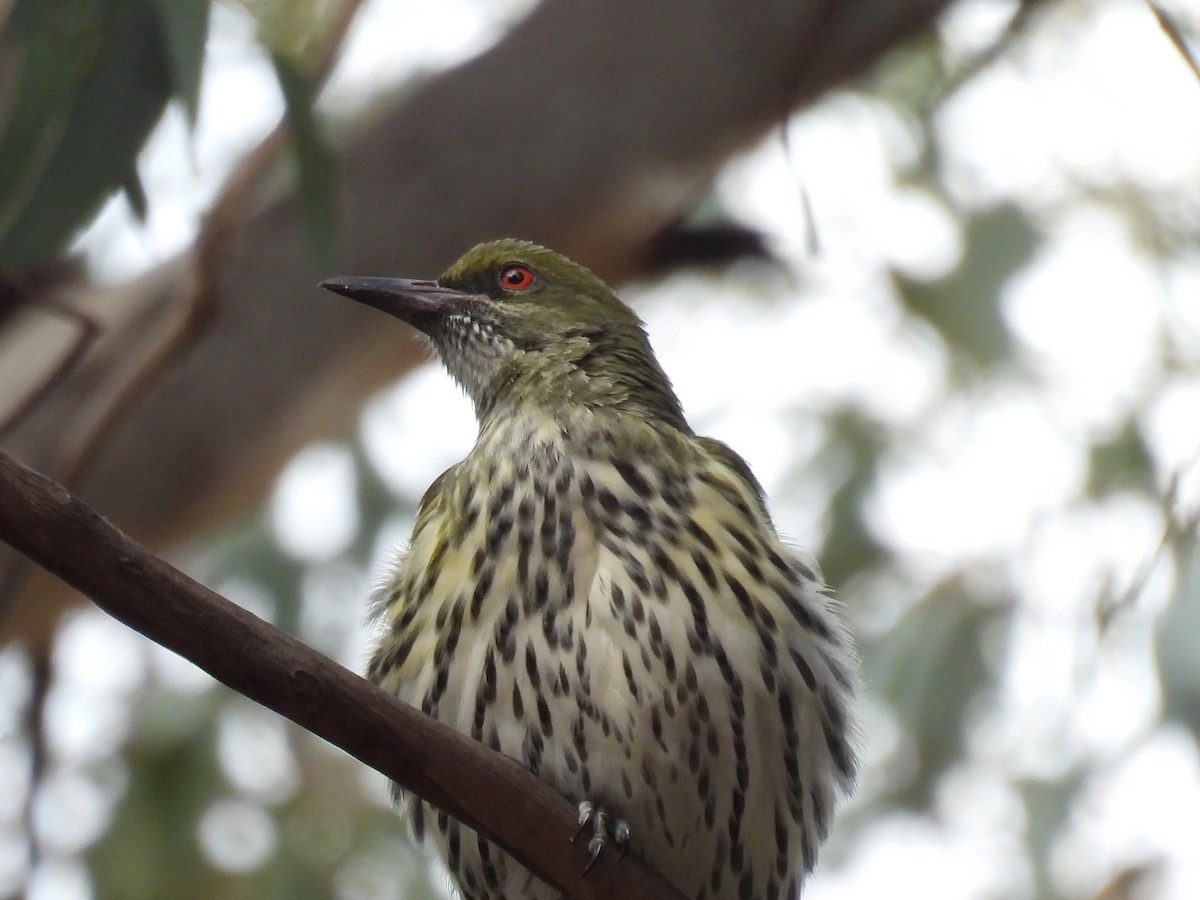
[0,448,687,900]
[1,0,974,644]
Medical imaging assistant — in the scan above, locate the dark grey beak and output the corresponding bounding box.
[320,276,477,322]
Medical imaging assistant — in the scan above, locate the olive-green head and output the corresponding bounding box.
[322,239,687,431]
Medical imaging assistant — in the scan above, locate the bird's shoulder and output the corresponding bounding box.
[411,462,460,538]
[366,463,458,612]
[691,434,771,524]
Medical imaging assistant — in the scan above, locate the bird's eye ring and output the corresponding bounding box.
[498,263,537,291]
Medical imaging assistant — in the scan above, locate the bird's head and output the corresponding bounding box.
[322,239,687,431]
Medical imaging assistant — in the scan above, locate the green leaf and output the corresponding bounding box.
[897,203,1039,371]
[1085,418,1156,498]
[150,0,212,124]
[0,0,175,271]
[271,52,341,271]
[1019,773,1084,897]
[90,718,220,899]
[816,411,888,589]
[0,0,104,249]
[865,584,994,806]
[1159,541,1200,738]
[122,169,150,222]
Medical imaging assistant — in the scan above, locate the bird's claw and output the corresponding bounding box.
[614,820,631,859]
[573,800,630,876]
[572,800,594,843]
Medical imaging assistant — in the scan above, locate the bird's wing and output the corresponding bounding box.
[694,435,771,522]
[412,462,460,538]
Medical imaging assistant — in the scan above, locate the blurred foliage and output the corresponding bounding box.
[865,583,995,808]
[1159,541,1200,734]
[0,0,208,271]
[897,203,1036,371]
[1087,419,1158,498]
[91,716,221,899]
[816,411,888,589]
[0,0,339,278]
[272,52,341,272]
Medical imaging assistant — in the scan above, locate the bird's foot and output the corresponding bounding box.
[572,800,630,875]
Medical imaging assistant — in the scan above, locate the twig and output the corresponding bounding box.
[930,0,1043,112]
[1097,466,1200,632]
[0,450,683,900]
[0,293,100,441]
[1147,1,1200,85]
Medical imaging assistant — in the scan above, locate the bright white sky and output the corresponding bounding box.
[4,0,1200,898]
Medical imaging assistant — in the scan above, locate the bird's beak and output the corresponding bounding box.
[320,276,478,323]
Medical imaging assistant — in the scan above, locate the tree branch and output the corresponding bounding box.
[0,449,685,900]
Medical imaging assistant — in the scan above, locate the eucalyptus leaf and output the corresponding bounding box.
[866,586,994,805]
[0,0,174,271]
[1086,418,1156,498]
[897,203,1038,371]
[122,169,150,222]
[272,52,340,271]
[818,412,887,589]
[149,0,212,125]
[0,0,104,250]
[1159,542,1200,738]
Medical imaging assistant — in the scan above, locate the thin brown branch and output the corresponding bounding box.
[0,449,685,900]
[931,0,1044,112]
[0,294,99,441]
[1147,1,1200,84]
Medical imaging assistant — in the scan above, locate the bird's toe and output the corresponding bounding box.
[573,800,631,875]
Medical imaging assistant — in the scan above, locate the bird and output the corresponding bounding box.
[321,239,859,900]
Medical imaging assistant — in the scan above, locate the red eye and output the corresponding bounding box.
[498,263,536,291]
